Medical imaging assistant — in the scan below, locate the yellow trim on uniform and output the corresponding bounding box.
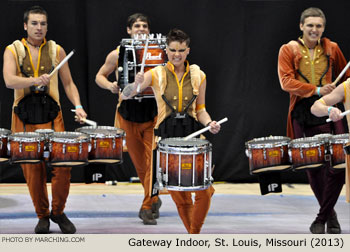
[21,38,47,78]
[344,82,347,103]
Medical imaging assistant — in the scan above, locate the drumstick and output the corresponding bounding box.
[72,110,97,127]
[326,110,350,122]
[37,50,75,88]
[137,38,149,93]
[333,61,350,86]
[184,117,228,140]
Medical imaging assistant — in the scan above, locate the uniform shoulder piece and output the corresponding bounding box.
[47,40,57,67]
[12,40,25,66]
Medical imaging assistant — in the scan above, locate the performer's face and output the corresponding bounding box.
[300,16,325,46]
[24,13,48,42]
[127,19,150,38]
[166,41,190,68]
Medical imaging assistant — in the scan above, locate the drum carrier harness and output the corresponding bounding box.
[154,94,202,138]
[12,40,60,128]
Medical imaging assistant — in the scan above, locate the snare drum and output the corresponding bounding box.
[48,132,90,167]
[329,133,349,169]
[8,132,45,164]
[245,136,291,174]
[76,126,125,164]
[118,35,167,98]
[289,136,325,170]
[156,137,212,191]
[0,128,11,163]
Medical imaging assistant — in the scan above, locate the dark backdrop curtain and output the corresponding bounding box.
[1,0,350,183]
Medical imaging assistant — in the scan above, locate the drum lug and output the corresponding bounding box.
[94,139,97,149]
[88,143,92,153]
[49,142,52,152]
[280,146,284,157]
[263,148,266,160]
[245,149,252,159]
[329,144,333,155]
[0,139,2,150]
[19,141,22,153]
[288,148,292,163]
[112,137,116,149]
[79,141,82,154]
[62,143,66,154]
[7,142,11,151]
[37,140,41,153]
[318,146,321,157]
[299,147,304,159]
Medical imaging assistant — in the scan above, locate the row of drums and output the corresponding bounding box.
[0,126,125,166]
[0,127,213,191]
[245,134,350,174]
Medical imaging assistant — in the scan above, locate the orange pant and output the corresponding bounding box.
[169,185,215,234]
[12,111,71,219]
[116,112,159,209]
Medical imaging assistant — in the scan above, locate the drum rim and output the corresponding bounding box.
[76,126,125,137]
[159,137,210,146]
[50,131,90,143]
[9,132,45,141]
[329,133,350,144]
[289,136,324,147]
[246,136,290,148]
[35,129,55,134]
[0,128,11,137]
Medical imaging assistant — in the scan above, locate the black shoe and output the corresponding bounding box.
[327,212,341,234]
[310,220,325,234]
[50,212,76,234]
[139,209,157,225]
[34,216,50,234]
[151,198,162,219]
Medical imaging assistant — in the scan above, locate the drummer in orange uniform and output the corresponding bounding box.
[95,13,161,225]
[278,7,349,234]
[3,6,86,234]
[122,28,221,233]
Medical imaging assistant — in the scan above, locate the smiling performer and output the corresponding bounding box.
[95,13,161,225]
[3,6,87,234]
[278,7,350,234]
[122,28,221,233]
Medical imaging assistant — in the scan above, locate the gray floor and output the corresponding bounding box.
[0,183,349,234]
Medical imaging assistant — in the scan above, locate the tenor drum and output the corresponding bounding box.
[118,35,167,98]
[35,129,55,161]
[0,128,11,163]
[8,132,45,164]
[245,136,291,174]
[48,132,90,167]
[329,133,349,169]
[289,136,325,170]
[76,126,125,164]
[156,137,212,191]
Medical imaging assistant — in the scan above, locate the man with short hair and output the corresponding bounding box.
[3,5,87,234]
[278,7,349,234]
[95,13,161,225]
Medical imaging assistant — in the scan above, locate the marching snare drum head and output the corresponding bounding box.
[158,137,211,154]
[246,136,290,149]
[50,132,90,143]
[76,126,125,138]
[9,132,44,142]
